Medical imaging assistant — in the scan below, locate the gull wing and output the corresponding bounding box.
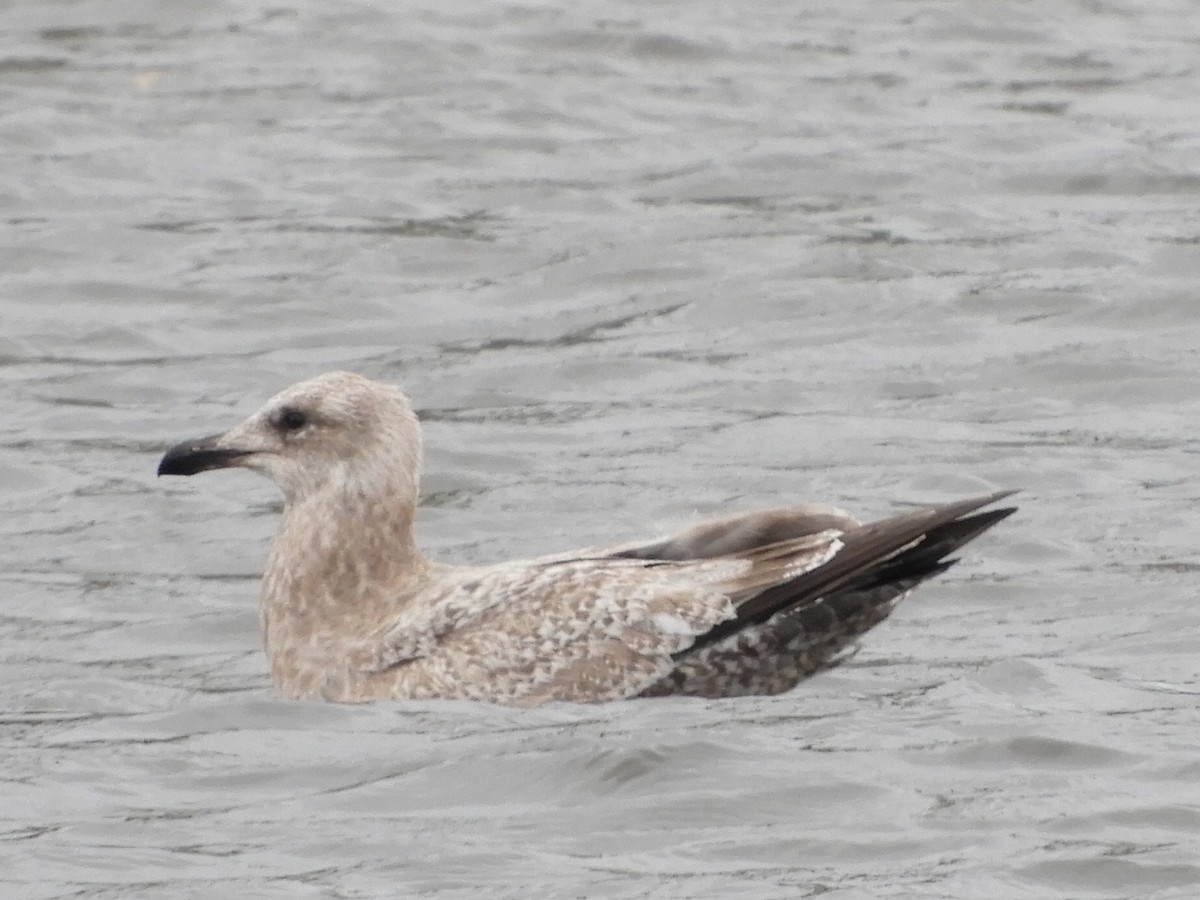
[353,531,845,705]
[646,491,1019,697]
[350,492,1014,704]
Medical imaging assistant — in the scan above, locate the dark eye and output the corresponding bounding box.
[279,408,307,431]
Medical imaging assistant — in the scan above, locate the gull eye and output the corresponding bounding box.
[279,408,307,432]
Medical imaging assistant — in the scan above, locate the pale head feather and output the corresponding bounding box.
[214,370,422,509]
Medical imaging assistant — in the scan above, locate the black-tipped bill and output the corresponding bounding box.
[157,434,251,477]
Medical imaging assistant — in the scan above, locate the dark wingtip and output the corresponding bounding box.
[157,435,248,477]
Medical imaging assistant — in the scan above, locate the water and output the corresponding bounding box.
[3,0,1199,896]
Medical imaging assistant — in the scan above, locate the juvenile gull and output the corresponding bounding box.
[158,371,1016,705]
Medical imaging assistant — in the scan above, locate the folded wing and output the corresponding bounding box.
[354,532,844,704]
[354,492,1015,704]
[643,490,1018,697]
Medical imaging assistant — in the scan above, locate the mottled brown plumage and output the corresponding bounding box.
[158,371,1016,705]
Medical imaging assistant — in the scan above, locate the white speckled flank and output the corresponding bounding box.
[158,372,1016,705]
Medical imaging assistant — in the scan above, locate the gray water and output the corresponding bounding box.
[3,0,1199,897]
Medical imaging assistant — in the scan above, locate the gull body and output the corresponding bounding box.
[158,371,1016,705]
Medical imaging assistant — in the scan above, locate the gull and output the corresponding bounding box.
[158,371,1016,705]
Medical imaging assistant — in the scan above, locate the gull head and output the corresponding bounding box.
[158,371,422,506]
